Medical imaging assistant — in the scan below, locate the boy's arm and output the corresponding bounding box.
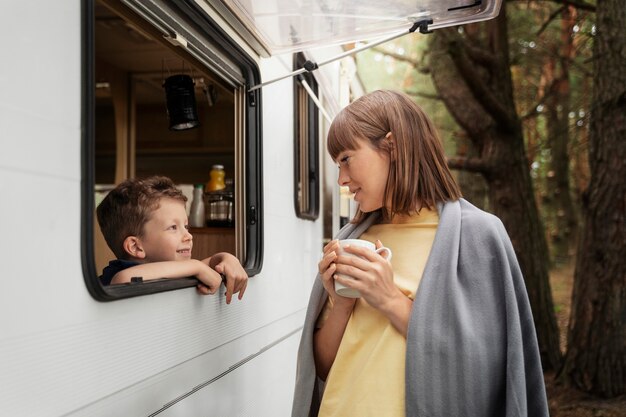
[111,259,222,293]
[203,253,248,303]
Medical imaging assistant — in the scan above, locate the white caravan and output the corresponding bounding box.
[0,1,501,416]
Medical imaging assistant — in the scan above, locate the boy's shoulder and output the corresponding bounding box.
[100,259,140,286]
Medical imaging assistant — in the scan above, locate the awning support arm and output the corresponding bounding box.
[248,18,433,93]
[297,75,334,125]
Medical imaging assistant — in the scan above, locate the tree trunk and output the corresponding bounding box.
[430,9,563,370]
[543,6,579,265]
[561,0,626,397]
[572,75,591,206]
[454,131,490,211]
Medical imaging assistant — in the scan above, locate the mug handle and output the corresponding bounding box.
[375,246,393,261]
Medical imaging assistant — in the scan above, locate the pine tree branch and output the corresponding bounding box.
[558,0,595,11]
[443,35,517,128]
[536,5,567,36]
[465,44,498,68]
[569,57,594,78]
[456,36,497,67]
[439,28,497,67]
[521,82,558,120]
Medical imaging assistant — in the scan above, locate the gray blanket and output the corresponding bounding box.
[291,199,549,417]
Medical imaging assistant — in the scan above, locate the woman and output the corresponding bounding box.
[292,90,548,417]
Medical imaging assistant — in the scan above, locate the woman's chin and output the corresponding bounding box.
[358,203,382,213]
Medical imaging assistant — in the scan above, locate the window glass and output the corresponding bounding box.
[293,53,320,220]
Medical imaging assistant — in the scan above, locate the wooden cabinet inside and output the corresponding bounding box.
[190,227,236,259]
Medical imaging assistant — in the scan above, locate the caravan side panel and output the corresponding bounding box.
[0,1,340,416]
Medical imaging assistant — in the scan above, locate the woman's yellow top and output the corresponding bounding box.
[317,208,439,417]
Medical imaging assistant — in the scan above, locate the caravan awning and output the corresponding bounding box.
[202,0,502,56]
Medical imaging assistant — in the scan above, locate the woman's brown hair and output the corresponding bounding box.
[327,90,461,222]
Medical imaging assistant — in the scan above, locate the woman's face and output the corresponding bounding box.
[335,137,390,213]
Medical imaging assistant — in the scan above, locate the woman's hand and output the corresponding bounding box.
[318,240,356,309]
[333,240,397,309]
[334,240,412,336]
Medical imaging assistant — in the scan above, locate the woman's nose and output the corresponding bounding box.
[337,167,349,186]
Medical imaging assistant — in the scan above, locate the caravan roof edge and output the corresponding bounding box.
[195,0,272,57]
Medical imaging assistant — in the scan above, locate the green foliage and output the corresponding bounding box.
[356,35,460,156]
[508,2,594,258]
[355,2,595,260]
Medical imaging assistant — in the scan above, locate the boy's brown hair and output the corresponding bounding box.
[327,90,461,222]
[97,176,187,259]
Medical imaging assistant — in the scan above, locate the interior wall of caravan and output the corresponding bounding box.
[87,0,265,301]
[93,0,239,274]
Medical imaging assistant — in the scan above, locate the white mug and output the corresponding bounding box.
[334,239,393,298]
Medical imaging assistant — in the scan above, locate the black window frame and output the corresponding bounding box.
[81,0,263,301]
[293,53,320,220]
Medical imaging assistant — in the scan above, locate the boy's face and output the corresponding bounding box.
[138,198,192,262]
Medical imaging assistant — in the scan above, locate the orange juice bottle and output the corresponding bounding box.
[206,164,226,192]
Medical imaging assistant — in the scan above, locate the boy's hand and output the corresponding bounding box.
[204,253,248,304]
[194,260,223,295]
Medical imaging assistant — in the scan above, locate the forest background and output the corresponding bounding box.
[354,0,624,415]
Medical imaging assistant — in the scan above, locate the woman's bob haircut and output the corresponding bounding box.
[328,90,461,223]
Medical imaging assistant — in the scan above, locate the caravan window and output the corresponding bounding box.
[83,0,262,300]
[293,53,320,220]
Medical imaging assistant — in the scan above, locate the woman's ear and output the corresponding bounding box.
[384,132,396,161]
[122,236,146,259]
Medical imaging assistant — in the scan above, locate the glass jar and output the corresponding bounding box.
[206,164,226,192]
[205,189,234,227]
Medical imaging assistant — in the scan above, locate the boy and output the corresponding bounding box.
[96,176,247,303]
